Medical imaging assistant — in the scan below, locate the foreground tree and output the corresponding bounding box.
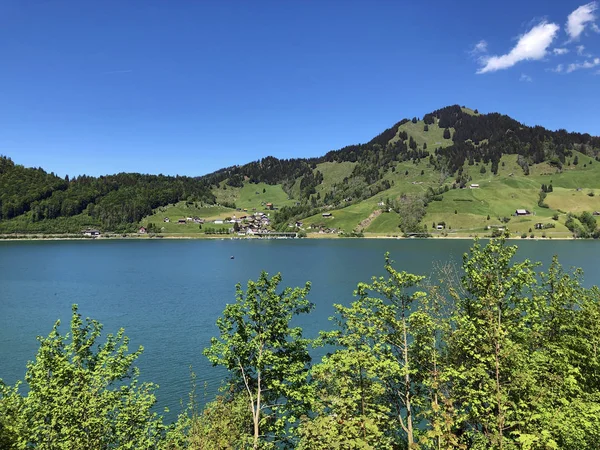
[445,238,600,449]
[446,238,537,449]
[204,272,313,449]
[302,253,437,448]
[0,305,165,450]
[165,388,252,450]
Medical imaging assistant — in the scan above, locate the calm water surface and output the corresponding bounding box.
[1,238,599,422]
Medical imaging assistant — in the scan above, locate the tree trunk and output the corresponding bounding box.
[495,307,504,450]
[403,316,414,447]
[254,369,262,450]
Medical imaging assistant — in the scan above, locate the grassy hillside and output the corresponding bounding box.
[142,132,600,239]
[390,118,455,150]
[5,104,600,238]
[356,152,600,238]
[141,202,235,235]
[213,182,295,210]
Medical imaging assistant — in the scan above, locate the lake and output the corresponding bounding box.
[1,238,600,423]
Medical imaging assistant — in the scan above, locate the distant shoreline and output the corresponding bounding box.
[0,233,579,242]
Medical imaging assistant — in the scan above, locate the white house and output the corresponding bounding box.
[470,184,480,189]
[214,220,224,224]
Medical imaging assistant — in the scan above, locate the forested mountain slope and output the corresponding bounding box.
[201,105,600,236]
[2,105,600,235]
[0,156,215,233]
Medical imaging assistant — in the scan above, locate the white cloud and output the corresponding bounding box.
[471,40,488,55]
[519,73,533,82]
[553,47,569,55]
[566,2,598,41]
[593,22,600,32]
[566,57,600,72]
[551,63,564,72]
[577,44,586,55]
[477,21,560,73]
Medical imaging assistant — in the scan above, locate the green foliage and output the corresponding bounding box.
[297,348,393,449]
[579,211,597,234]
[0,305,165,449]
[300,238,600,448]
[0,156,216,232]
[165,378,252,450]
[394,194,427,233]
[0,156,68,221]
[204,272,313,449]
[303,254,433,448]
[4,239,600,448]
[0,381,21,449]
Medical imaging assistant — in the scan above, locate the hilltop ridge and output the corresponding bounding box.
[2,105,600,237]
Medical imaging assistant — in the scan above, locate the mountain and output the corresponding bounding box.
[2,105,600,237]
[0,157,215,233]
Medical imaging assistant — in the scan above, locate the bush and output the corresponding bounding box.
[0,305,165,448]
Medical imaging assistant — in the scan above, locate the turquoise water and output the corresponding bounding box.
[1,239,600,423]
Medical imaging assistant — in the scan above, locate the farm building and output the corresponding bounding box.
[515,209,530,216]
[470,184,480,189]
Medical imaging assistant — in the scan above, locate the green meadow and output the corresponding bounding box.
[313,152,600,238]
[214,182,295,210]
[141,202,235,234]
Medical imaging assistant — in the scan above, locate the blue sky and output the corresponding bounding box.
[1,0,599,177]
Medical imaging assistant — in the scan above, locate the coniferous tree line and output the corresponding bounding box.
[0,156,216,232]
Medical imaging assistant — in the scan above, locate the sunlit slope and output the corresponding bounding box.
[213,182,296,209]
